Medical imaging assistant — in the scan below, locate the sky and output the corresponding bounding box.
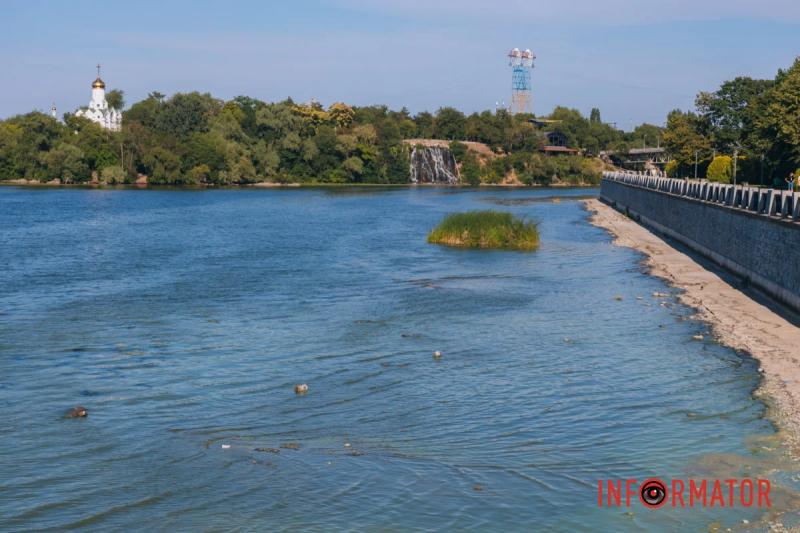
[1,0,798,129]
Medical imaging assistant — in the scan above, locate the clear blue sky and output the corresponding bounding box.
[2,0,798,129]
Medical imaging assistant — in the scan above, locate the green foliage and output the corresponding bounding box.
[100,165,126,184]
[427,211,540,251]
[448,140,468,159]
[105,89,125,111]
[434,107,466,140]
[155,92,221,138]
[665,160,679,178]
[695,77,772,151]
[7,60,798,188]
[460,152,481,187]
[662,58,800,182]
[44,143,88,183]
[706,155,733,183]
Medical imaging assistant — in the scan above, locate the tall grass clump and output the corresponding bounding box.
[427,210,540,251]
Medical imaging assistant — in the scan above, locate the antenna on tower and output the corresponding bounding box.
[507,48,535,115]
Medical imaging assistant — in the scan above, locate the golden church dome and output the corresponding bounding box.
[92,77,106,89]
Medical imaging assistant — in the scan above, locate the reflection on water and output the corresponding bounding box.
[0,186,797,531]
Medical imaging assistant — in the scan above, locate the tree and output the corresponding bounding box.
[756,58,800,173]
[328,102,355,130]
[187,164,211,184]
[706,155,732,183]
[663,110,711,175]
[142,147,181,184]
[106,89,125,110]
[155,92,221,138]
[695,76,772,152]
[44,143,89,183]
[434,107,466,140]
[448,140,468,159]
[460,152,481,186]
[101,165,126,183]
[590,108,601,124]
[628,123,664,147]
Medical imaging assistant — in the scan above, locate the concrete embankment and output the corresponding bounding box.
[599,172,800,313]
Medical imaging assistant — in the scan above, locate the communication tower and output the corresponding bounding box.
[508,48,535,115]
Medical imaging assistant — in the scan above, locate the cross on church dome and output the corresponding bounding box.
[92,64,105,89]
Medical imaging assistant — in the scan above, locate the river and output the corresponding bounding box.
[0,186,787,530]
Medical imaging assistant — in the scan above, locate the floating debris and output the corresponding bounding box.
[294,383,309,394]
[614,295,623,301]
[344,442,351,448]
[433,351,442,360]
[652,291,669,298]
[281,442,300,450]
[349,450,365,456]
[473,484,483,492]
[254,447,280,454]
[692,334,704,341]
[221,444,231,449]
[64,406,88,418]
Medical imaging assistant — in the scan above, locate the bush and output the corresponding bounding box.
[448,140,468,159]
[100,165,126,184]
[460,153,481,187]
[188,164,211,184]
[665,160,679,178]
[427,210,540,251]
[707,155,732,183]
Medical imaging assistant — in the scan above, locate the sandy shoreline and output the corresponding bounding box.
[585,199,800,451]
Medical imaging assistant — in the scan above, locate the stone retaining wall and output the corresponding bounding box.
[600,172,800,312]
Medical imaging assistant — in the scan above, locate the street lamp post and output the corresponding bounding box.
[732,148,739,187]
[694,151,698,179]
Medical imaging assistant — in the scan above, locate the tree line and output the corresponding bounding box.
[3,60,796,187]
[0,87,667,186]
[662,58,800,186]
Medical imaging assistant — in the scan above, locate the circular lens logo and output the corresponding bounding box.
[639,478,667,508]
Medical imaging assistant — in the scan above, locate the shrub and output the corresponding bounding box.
[706,155,732,183]
[448,140,468,159]
[188,164,211,184]
[100,165,126,184]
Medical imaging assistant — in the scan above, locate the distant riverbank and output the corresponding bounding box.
[0,179,599,189]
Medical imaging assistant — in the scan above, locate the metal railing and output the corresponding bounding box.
[602,171,800,222]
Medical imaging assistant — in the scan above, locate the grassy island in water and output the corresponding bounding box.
[427,211,540,251]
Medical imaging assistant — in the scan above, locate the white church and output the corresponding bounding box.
[74,65,122,131]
